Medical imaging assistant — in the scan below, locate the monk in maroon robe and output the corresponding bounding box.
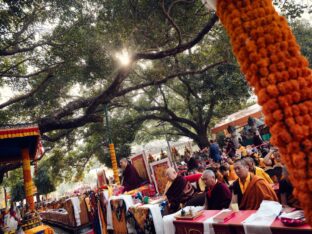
[120,158,145,192]
[164,167,195,213]
[201,170,232,210]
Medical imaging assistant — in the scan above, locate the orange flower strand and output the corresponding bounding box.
[216,0,312,225]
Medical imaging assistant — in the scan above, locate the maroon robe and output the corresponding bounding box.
[165,175,195,213]
[204,182,232,210]
[122,164,145,192]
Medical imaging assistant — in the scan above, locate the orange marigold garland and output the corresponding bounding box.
[214,0,312,224]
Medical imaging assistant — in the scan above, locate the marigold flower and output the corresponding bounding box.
[277,62,286,71]
[291,91,301,103]
[303,114,311,123]
[216,0,312,224]
[292,153,306,169]
[286,142,300,153]
[273,110,283,121]
[288,68,297,79]
[259,67,269,76]
[278,96,290,108]
[281,71,290,82]
[269,64,277,73]
[267,85,279,97]
[259,48,268,57]
[249,52,260,63]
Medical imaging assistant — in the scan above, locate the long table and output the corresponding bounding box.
[173,210,312,234]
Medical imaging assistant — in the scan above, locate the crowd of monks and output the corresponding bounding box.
[120,143,299,215]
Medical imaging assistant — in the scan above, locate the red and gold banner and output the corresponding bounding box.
[0,126,40,139]
[22,148,35,211]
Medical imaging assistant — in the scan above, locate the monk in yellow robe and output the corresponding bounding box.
[243,157,273,184]
[230,159,278,210]
[227,158,238,181]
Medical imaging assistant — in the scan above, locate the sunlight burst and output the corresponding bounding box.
[115,49,131,66]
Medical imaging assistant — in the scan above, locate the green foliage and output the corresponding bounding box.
[11,180,25,202]
[128,26,251,148]
[34,165,55,195]
[291,21,312,65]
[35,111,142,184]
[273,0,311,21]
[2,169,25,202]
[0,0,310,182]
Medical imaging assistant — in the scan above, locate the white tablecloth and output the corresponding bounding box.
[242,201,282,234]
[141,204,164,234]
[163,206,204,234]
[106,195,134,232]
[70,197,81,226]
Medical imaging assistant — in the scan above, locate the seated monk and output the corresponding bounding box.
[219,164,231,186]
[202,170,232,210]
[243,157,273,184]
[279,167,300,209]
[164,167,195,214]
[231,159,278,210]
[227,158,238,181]
[120,158,145,192]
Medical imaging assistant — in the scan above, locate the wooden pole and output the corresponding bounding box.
[21,148,34,211]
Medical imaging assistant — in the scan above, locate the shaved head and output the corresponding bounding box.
[119,158,128,169]
[165,167,177,181]
[244,157,255,165]
[201,169,216,188]
[234,159,250,179]
[202,170,215,179]
[243,157,255,172]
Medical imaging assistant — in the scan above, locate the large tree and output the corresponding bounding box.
[0,0,310,181]
[0,0,220,177]
[128,62,250,149]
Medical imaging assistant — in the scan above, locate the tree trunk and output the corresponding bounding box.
[196,132,209,149]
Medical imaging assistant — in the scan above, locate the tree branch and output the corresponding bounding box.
[168,0,195,15]
[85,66,131,114]
[134,105,198,129]
[161,0,182,45]
[39,114,102,133]
[133,14,218,60]
[0,73,54,109]
[3,61,64,79]
[41,129,74,142]
[0,58,31,77]
[0,41,48,56]
[116,60,225,97]
[158,85,168,108]
[135,114,200,141]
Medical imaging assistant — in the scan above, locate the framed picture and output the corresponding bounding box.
[129,153,151,183]
[150,158,171,194]
[97,169,108,188]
